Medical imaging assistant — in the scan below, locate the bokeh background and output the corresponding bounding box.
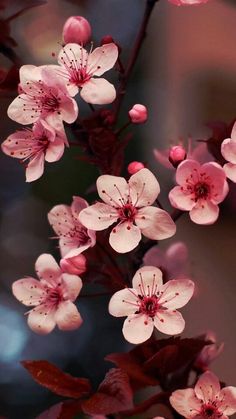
[0,0,236,417]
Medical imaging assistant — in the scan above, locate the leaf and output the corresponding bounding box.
[21,360,91,399]
[82,368,133,415]
[37,401,82,419]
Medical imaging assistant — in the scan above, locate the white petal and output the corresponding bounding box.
[79,203,118,230]
[132,266,163,294]
[158,279,194,309]
[122,315,154,344]
[190,200,219,225]
[135,206,176,240]
[27,305,56,334]
[154,310,185,335]
[129,168,160,207]
[12,277,45,306]
[109,221,142,253]
[55,301,82,331]
[195,371,221,402]
[88,43,118,76]
[108,288,139,317]
[80,78,116,105]
[35,254,61,285]
[96,174,128,207]
[61,273,82,301]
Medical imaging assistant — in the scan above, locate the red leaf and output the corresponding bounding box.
[82,368,133,415]
[37,401,82,419]
[21,360,91,399]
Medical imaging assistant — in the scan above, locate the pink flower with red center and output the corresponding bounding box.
[221,122,236,183]
[1,118,65,182]
[51,42,118,102]
[169,159,229,225]
[195,331,224,371]
[7,65,78,126]
[108,266,194,344]
[78,168,176,253]
[170,371,236,418]
[12,254,83,334]
[168,0,209,5]
[48,196,96,258]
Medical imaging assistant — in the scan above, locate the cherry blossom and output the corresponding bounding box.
[51,42,118,102]
[109,266,194,344]
[62,16,92,45]
[48,196,96,258]
[170,371,236,418]
[221,122,236,182]
[168,0,209,5]
[195,332,224,371]
[128,104,148,124]
[7,65,78,125]
[12,254,83,334]
[79,168,176,253]
[169,160,229,225]
[1,118,65,182]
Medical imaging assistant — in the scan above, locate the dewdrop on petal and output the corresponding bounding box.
[127,161,145,174]
[129,104,148,124]
[62,16,92,45]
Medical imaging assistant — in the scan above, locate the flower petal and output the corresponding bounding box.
[189,200,219,225]
[48,204,74,236]
[176,159,201,185]
[154,310,185,335]
[79,203,118,231]
[132,266,163,294]
[27,305,56,334]
[1,130,34,159]
[169,186,195,211]
[221,138,236,164]
[35,254,61,285]
[194,371,221,401]
[55,301,82,331]
[158,279,194,309]
[61,273,83,301]
[80,78,116,105]
[71,196,88,217]
[122,315,154,344]
[109,221,142,253]
[223,162,236,182]
[45,137,65,163]
[129,168,160,207]
[96,174,128,207]
[7,94,38,125]
[12,277,45,306]
[170,388,202,418]
[201,162,227,203]
[26,152,45,182]
[88,43,118,76]
[58,43,88,70]
[218,386,236,415]
[108,288,139,317]
[136,206,176,240]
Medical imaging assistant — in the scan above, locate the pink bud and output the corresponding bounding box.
[100,35,114,45]
[62,16,91,45]
[169,145,187,168]
[128,104,148,124]
[128,161,145,174]
[60,254,87,275]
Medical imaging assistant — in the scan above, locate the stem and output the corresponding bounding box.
[115,121,131,136]
[113,0,159,120]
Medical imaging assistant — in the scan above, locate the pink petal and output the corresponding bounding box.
[143,246,165,268]
[80,78,116,105]
[109,221,142,253]
[27,305,56,334]
[169,186,195,211]
[35,254,61,285]
[96,174,128,207]
[61,273,83,301]
[1,130,34,158]
[170,389,202,418]
[195,371,221,402]
[7,94,38,125]
[34,118,55,142]
[166,242,188,277]
[48,204,74,236]
[71,196,88,217]
[108,288,139,317]
[154,310,185,335]
[58,43,88,71]
[135,206,176,240]
[55,301,82,331]
[201,162,227,203]
[129,168,160,207]
[26,152,45,182]
[58,95,78,124]
[132,266,163,294]
[221,138,236,164]
[218,387,236,415]
[153,148,173,169]
[122,314,154,344]
[79,203,118,231]
[158,279,194,309]
[189,200,219,225]
[223,162,236,182]
[45,137,65,163]
[19,64,43,92]
[59,238,91,259]
[88,43,118,76]
[176,159,201,185]
[12,277,45,306]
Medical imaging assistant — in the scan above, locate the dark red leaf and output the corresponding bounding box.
[21,360,91,399]
[37,401,82,419]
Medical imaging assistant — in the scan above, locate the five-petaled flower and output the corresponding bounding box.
[221,121,236,183]
[48,196,96,258]
[50,42,118,103]
[108,266,194,344]
[1,118,66,182]
[169,159,229,225]
[79,168,176,253]
[170,370,236,418]
[12,254,83,334]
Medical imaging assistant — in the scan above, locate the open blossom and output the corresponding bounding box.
[221,122,236,182]
[170,371,236,418]
[195,332,224,371]
[51,42,118,102]
[12,254,83,334]
[7,65,78,126]
[48,196,96,258]
[79,168,176,253]
[109,266,194,344]
[1,119,65,182]
[169,160,229,225]
[168,0,209,5]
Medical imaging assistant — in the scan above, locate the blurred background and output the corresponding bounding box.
[0,0,236,417]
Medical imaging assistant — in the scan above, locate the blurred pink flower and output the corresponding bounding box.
[48,196,96,258]
[79,168,176,253]
[128,104,148,124]
[169,159,229,225]
[170,370,236,418]
[195,331,224,370]
[62,16,92,45]
[168,0,209,5]
[12,254,83,334]
[1,118,65,182]
[109,266,194,344]
[221,122,236,182]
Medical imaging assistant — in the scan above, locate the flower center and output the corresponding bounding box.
[139,295,159,317]
[201,403,221,418]
[47,286,64,307]
[118,203,137,222]
[194,182,210,200]
[41,94,60,112]
[70,68,91,87]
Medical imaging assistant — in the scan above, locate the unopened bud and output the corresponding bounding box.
[129,104,148,124]
[128,161,145,175]
[169,145,186,168]
[62,16,91,45]
[60,254,87,275]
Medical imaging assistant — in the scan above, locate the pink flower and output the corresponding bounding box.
[48,196,96,258]
[195,331,224,371]
[60,254,87,275]
[128,104,148,124]
[168,0,209,5]
[7,65,78,125]
[170,371,236,418]
[127,161,145,175]
[221,122,236,182]
[143,242,188,280]
[79,168,176,254]
[12,254,83,334]
[169,160,229,225]
[62,16,92,45]
[1,119,65,182]
[108,266,194,344]
[51,43,118,102]
[169,145,187,168]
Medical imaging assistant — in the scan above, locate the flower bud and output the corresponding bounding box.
[60,254,87,275]
[100,35,114,45]
[128,161,145,175]
[62,16,91,45]
[169,145,187,168]
[129,104,148,124]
